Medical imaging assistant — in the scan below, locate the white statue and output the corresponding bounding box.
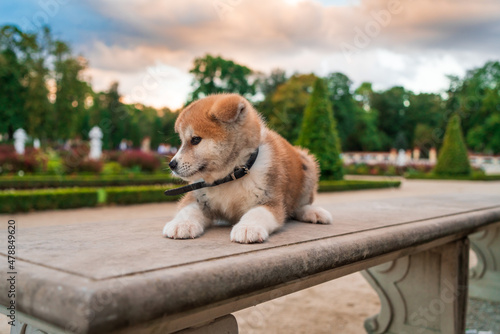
[429,147,437,164]
[141,136,151,152]
[33,138,41,150]
[396,149,406,166]
[13,128,27,155]
[89,126,103,160]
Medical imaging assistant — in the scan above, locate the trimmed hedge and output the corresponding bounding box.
[296,78,344,180]
[0,185,179,213]
[0,174,180,190]
[434,114,471,176]
[0,188,99,213]
[318,180,401,192]
[406,172,500,181]
[106,185,181,205]
[0,180,401,213]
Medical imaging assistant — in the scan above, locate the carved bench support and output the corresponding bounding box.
[469,222,500,302]
[361,238,469,334]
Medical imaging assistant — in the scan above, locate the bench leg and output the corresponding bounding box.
[469,222,500,302]
[361,238,469,334]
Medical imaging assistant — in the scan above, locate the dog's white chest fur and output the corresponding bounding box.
[196,143,272,223]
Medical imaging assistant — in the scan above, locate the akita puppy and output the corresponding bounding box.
[163,93,332,243]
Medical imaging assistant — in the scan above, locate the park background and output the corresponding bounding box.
[1,1,500,183]
[1,1,500,333]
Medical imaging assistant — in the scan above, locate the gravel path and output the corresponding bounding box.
[466,298,500,334]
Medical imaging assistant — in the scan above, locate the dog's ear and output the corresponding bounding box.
[210,95,246,123]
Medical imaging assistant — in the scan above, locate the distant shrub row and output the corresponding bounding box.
[0,185,181,213]
[0,174,181,190]
[343,162,434,176]
[0,188,99,213]
[405,171,500,181]
[0,180,401,213]
[318,180,401,192]
[105,185,180,205]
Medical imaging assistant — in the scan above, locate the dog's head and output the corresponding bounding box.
[169,94,262,183]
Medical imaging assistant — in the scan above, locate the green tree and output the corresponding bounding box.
[354,82,374,112]
[90,82,128,149]
[413,123,435,155]
[433,114,471,176]
[393,131,408,150]
[268,73,317,143]
[454,61,500,154]
[466,87,500,154]
[324,72,358,150]
[73,86,94,141]
[160,108,181,147]
[24,27,55,140]
[128,104,161,148]
[25,59,52,139]
[255,68,287,121]
[0,25,92,143]
[0,25,30,138]
[370,86,411,150]
[351,82,387,151]
[53,40,88,140]
[353,108,384,151]
[189,54,255,102]
[296,78,343,180]
[258,68,287,97]
[407,93,444,149]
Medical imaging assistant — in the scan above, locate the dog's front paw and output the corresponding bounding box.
[230,224,269,244]
[296,205,332,224]
[163,219,204,239]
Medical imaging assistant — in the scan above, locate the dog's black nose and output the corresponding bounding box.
[169,159,178,170]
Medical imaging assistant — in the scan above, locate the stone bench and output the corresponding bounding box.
[1,194,500,334]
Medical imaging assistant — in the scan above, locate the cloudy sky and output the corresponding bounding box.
[1,0,499,109]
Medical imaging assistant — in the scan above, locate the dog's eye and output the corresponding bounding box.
[191,136,202,145]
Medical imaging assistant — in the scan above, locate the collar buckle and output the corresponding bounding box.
[231,165,249,180]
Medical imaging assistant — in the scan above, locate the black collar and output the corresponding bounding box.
[164,147,260,196]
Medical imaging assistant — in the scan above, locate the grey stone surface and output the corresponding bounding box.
[466,297,500,333]
[0,194,499,333]
[5,194,500,280]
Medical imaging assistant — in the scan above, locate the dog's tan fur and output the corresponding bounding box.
[163,93,332,243]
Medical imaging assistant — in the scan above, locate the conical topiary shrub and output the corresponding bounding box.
[296,78,344,180]
[434,114,471,176]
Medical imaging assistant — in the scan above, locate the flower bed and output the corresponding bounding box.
[344,162,434,176]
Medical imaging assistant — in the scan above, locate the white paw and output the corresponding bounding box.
[230,224,269,244]
[297,205,332,224]
[163,219,204,239]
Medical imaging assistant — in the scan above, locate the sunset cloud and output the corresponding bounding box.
[1,0,499,109]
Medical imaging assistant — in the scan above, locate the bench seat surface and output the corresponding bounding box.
[1,194,500,333]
